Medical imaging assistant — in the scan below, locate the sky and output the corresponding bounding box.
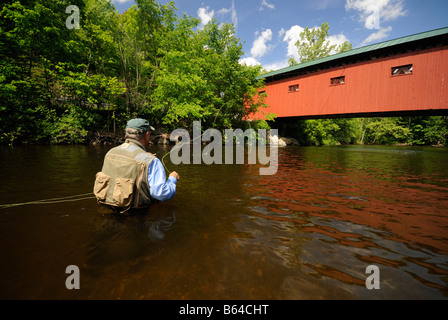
[112,0,448,71]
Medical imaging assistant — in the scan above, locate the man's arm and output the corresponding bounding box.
[147,158,178,202]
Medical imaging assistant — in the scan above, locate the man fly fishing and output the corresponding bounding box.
[93,118,179,213]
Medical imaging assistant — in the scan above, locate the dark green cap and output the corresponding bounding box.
[126,118,155,132]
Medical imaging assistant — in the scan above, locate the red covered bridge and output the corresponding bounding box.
[252,27,448,120]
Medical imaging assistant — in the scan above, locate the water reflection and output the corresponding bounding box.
[238,145,448,299]
[0,144,447,299]
[145,209,176,243]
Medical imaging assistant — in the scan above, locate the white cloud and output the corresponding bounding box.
[327,33,350,46]
[361,26,392,45]
[230,0,238,30]
[381,0,407,22]
[243,25,349,72]
[263,60,289,72]
[113,0,133,3]
[345,0,406,29]
[278,28,286,38]
[251,29,273,59]
[282,25,350,63]
[282,25,305,62]
[314,0,334,10]
[239,57,288,73]
[260,0,275,11]
[217,8,230,15]
[217,0,238,30]
[327,33,350,54]
[198,6,214,26]
[239,57,261,67]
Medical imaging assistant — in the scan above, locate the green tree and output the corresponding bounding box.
[54,0,125,142]
[422,116,448,145]
[407,116,448,146]
[113,0,177,117]
[364,117,410,144]
[0,0,273,145]
[288,22,352,66]
[0,0,125,144]
[0,0,73,144]
[152,18,265,130]
[291,118,357,146]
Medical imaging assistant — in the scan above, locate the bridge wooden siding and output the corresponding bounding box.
[252,28,448,120]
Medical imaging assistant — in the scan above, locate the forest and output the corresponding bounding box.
[0,0,446,146]
[0,0,266,145]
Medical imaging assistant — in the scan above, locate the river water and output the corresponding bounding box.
[0,144,447,300]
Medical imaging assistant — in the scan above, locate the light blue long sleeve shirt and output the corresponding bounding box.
[147,157,177,202]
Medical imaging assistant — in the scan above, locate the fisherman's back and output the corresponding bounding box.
[93,139,155,213]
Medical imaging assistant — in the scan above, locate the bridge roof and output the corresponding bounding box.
[258,26,448,82]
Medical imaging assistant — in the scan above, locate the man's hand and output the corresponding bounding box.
[169,171,180,180]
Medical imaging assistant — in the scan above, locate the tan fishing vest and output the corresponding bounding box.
[93,139,156,213]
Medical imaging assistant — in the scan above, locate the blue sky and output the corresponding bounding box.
[112,0,448,71]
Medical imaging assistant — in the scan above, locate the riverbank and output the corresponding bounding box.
[54,130,448,148]
[2,112,446,148]
[88,131,301,147]
[4,131,446,148]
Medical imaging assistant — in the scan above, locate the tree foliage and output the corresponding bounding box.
[283,116,448,146]
[153,18,264,130]
[1,3,445,146]
[0,0,265,145]
[288,22,352,66]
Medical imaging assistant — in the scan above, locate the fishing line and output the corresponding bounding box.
[160,120,256,174]
[160,128,205,174]
[1,123,259,208]
[0,193,96,209]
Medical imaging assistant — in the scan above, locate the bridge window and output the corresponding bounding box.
[391,64,413,76]
[288,84,299,92]
[330,76,345,85]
